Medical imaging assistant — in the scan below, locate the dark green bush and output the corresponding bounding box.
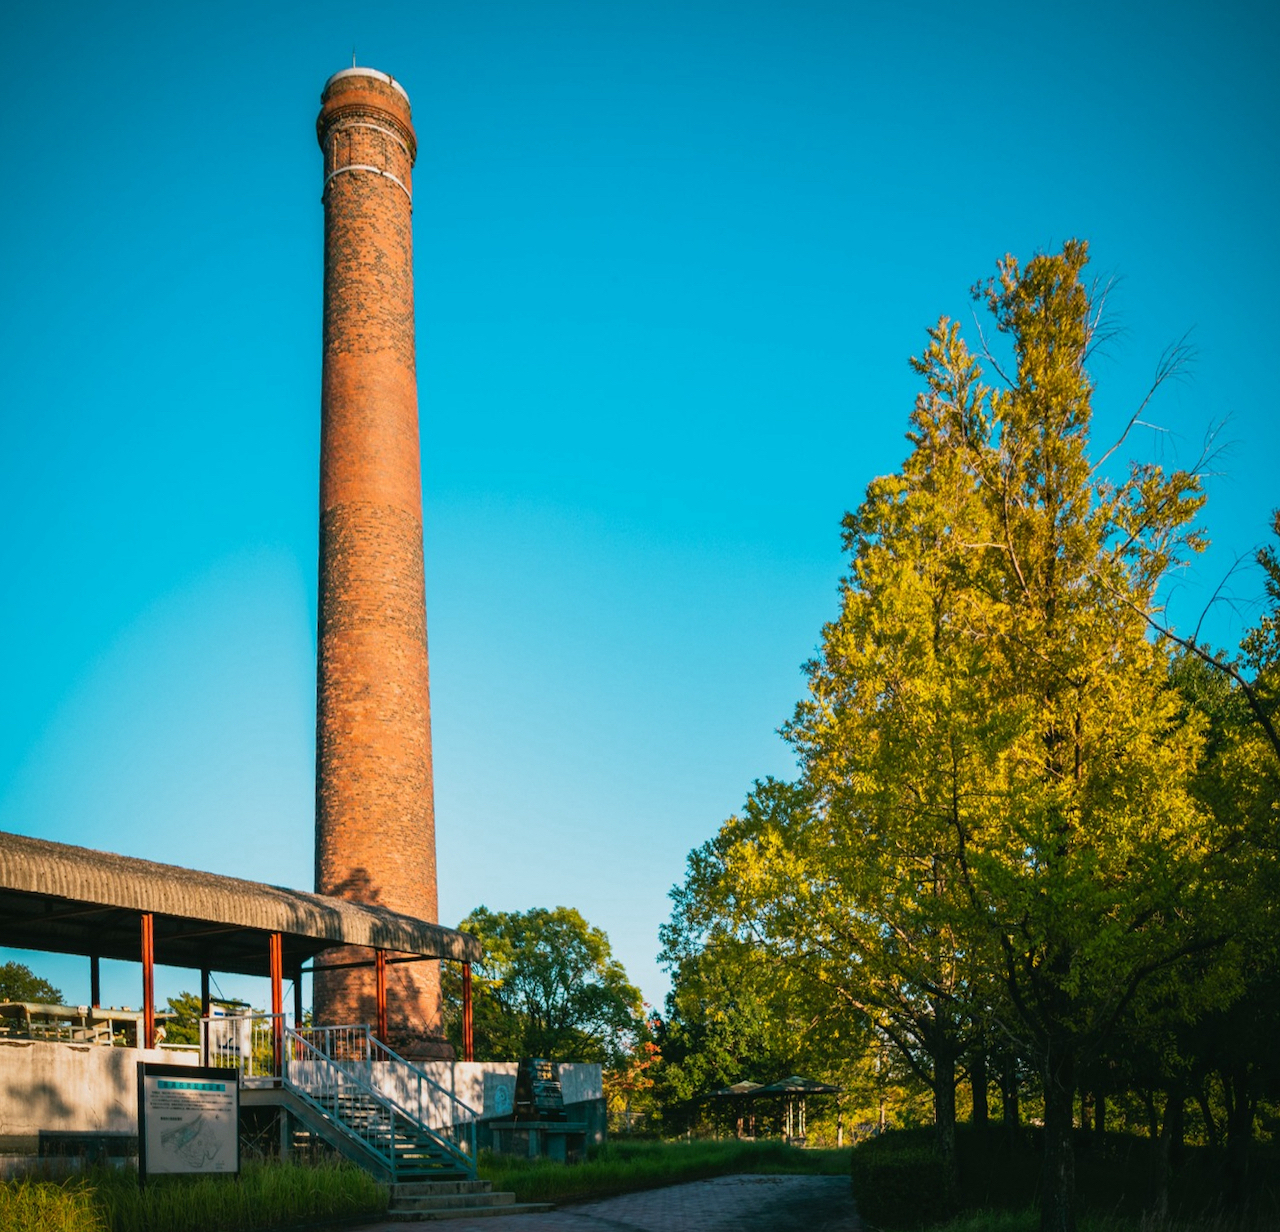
[850,1135,955,1230]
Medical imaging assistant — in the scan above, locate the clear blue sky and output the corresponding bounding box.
[2,0,1276,1017]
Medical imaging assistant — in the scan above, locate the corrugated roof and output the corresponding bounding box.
[0,830,479,975]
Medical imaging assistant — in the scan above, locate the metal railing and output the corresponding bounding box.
[203,1013,284,1086]
[283,1026,444,1180]
[200,1016,477,1176]
[293,1023,479,1166]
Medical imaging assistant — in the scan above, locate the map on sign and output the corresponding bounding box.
[139,1065,240,1178]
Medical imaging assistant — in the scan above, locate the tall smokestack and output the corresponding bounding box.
[313,67,445,1056]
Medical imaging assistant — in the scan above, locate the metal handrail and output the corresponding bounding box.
[282,1028,409,1179]
[291,1023,478,1166]
[201,1015,477,1175]
[203,1012,284,1086]
[285,1027,475,1177]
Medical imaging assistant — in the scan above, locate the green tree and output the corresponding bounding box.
[0,961,62,1004]
[958,244,1225,1232]
[669,242,1230,1232]
[442,906,645,1067]
[163,991,204,1045]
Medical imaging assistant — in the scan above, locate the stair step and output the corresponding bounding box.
[392,1181,494,1197]
[390,1192,514,1211]
[386,1201,555,1222]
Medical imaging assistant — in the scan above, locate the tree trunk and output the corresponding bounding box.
[972,1050,989,1127]
[933,1046,959,1210]
[1195,1085,1219,1150]
[1224,1068,1254,1208]
[1094,1090,1106,1135]
[1040,1043,1077,1232]
[1152,1085,1184,1223]
[1167,1088,1185,1169]
[1140,1089,1160,1140]
[1002,1055,1020,1143]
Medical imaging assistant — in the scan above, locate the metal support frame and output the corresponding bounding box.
[293,969,304,1026]
[375,949,387,1042]
[200,969,210,1018]
[90,955,100,1008]
[140,913,155,1049]
[462,961,474,1062]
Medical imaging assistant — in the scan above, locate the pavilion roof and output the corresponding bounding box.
[0,830,480,977]
[754,1074,842,1096]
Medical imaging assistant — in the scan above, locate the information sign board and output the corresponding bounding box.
[137,1063,239,1181]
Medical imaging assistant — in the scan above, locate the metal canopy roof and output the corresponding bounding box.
[0,830,480,978]
[711,1081,765,1097]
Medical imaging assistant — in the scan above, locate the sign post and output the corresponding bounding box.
[137,1063,239,1185]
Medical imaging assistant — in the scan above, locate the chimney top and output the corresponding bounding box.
[322,66,410,104]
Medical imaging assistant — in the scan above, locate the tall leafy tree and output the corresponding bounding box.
[959,244,1218,1232]
[0,961,62,1004]
[442,906,645,1067]
[668,242,1228,1232]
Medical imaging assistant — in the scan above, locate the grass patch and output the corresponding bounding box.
[480,1137,850,1205]
[0,1159,387,1232]
[0,1177,107,1232]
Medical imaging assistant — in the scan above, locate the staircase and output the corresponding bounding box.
[299,1085,472,1181]
[282,1025,476,1183]
[210,1018,555,1220]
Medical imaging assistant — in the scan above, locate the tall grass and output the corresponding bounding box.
[481,1137,851,1204]
[0,1160,387,1232]
[0,1178,107,1232]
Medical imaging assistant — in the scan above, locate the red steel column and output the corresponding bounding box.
[375,950,388,1043]
[140,914,155,1050]
[462,962,474,1063]
[313,66,445,1057]
[270,932,284,1076]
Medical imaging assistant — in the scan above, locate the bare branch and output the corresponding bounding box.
[1191,554,1252,645]
[1091,332,1197,478]
[970,309,1015,389]
[1138,606,1280,764]
[1083,272,1127,363]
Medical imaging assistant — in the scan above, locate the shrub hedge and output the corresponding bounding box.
[849,1132,956,1230]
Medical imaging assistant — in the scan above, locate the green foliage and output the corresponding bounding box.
[850,1135,956,1229]
[443,905,645,1066]
[162,991,202,1045]
[0,1178,104,1232]
[0,961,63,1004]
[855,1127,1280,1231]
[480,1137,848,1205]
[0,1161,386,1232]
[662,241,1280,1229]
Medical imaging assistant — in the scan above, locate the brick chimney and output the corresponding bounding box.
[313,67,446,1057]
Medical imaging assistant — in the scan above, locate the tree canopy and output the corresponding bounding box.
[444,905,646,1067]
[662,242,1275,1231]
[0,961,62,1004]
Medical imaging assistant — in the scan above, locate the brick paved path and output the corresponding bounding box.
[349,1173,860,1232]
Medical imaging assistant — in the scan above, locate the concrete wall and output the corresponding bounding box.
[0,1038,198,1153]
[0,1041,605,1159]
[363,1060,603,1127]
[402,1061,602,1118]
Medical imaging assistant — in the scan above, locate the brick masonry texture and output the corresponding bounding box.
[313,70,444,1049]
